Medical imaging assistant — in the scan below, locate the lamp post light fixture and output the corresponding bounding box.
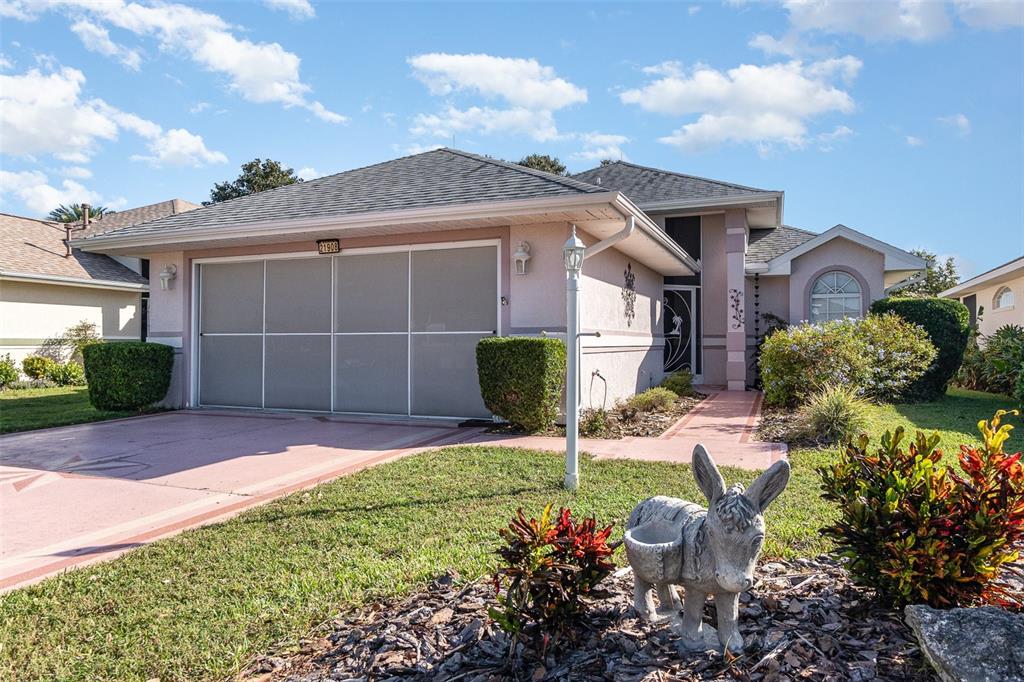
[562,225,586,491]
[513,240,532,275]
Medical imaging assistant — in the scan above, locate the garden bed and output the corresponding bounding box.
[487,393,706,440]
[242,557,934,681]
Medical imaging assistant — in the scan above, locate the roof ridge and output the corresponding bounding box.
[442,148,607,194]
[779,224,818,236]
[578,160,779,194]
[0,212,62,227]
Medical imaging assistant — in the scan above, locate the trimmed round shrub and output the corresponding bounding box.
[0,354,17,389]
[869,297,969,400]
[47,362,86,386]
[855,312,937,402]
[759,319,870,407]
[625,386,677,412]
[477,337,566,432]
[83,342,174,410]
[22,355,57,380]
[797,383,870,444]
[660,370,694,397]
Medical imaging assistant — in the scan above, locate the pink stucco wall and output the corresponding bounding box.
[788,237,884,323]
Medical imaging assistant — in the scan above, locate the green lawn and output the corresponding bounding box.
[0,387,1018,681]
[0,386,137,433]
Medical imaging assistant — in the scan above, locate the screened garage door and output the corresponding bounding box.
[196,243,498,418]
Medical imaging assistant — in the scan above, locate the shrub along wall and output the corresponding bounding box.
[83,342,174,411]
[869,297,969,401]
[476,337,566,432]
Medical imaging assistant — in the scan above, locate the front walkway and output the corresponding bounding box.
[466,390,787,470]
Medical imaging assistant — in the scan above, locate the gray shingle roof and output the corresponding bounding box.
[81,149,608,242]
[0,213,147,285]
[83,199,200,237]
[571,161,778,206]
[746,225,818,262]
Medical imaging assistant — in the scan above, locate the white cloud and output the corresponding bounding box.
[189,101,210,114]
[815,124,853,150]
[23,0,344,123]
[262,0,315,20]
[399,143,444,155]
[749,32,803,57]
[0,169,106,215]
[620,58,860,152]
[0,0,38,21]
[781,0,952,42]
[573,132,630,161]
[0,54,13,69]
[938,112,971,135]
[0,65,227,167]
[61,166,93,179]
[131,128,227,167]
[296,166,321,180]
[408,53,586,142]
[954,0,1024,28]
[688,5,701,15]
[906,135,924,146]
[70,19,142,70]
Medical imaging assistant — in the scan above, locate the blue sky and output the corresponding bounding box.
[1,1,1021,276]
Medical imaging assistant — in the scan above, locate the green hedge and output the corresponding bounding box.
[83,342,174,411]
[869,297,969,400]
[476,337,566,431]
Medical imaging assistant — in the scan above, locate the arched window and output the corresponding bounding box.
[994,286,1015,310]
[809,271,862,322]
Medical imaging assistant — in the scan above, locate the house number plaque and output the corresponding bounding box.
[317,239,340,255]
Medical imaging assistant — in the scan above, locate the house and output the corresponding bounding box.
[941,255,1024,337]
[73,149,924,417]
[0,199,199,367]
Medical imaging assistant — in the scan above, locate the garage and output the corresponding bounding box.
[194,241,499,418]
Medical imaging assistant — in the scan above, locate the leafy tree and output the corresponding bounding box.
[515,154,567,176]
[48,204,112,223]
[600,159,615,166]
[206,158,302,204]
[899,249,960,297]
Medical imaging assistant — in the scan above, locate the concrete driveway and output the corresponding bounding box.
[0,411,475,592]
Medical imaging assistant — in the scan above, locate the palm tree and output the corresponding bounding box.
[47,203,112,223]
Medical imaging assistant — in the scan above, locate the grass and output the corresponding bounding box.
[0,386,138,433]
[0,387,1019,681]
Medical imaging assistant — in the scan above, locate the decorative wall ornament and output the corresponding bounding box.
[625,444,791,654]
[622,262,637,327]
[728,288,744,330]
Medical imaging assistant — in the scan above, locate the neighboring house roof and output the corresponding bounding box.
[0,213,147,289]
[572,161,777,204]
[82,199,200,237]
[940,255,1024,299]
[753,223,926,276]
[78,149,609,242]
[746,225,817,262]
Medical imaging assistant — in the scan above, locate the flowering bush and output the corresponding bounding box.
[819,410,1024,608]
[490,504,618,643]
[855,313,938,402]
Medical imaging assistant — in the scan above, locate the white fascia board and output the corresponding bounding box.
[71,192,627,252]
[0,270,148,291]
[638,192,784,227]
[612,193,700,274]
[763,224,927,275]
[940,256,1024,298]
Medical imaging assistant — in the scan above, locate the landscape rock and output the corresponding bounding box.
[905,604,1024,682]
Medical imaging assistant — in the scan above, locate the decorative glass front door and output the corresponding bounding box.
[663,286,701,379]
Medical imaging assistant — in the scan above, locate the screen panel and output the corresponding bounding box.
[265,257,331,333]
[264,335,331,410]
[411,333,489,417]
[335,252,409,333]
[199,335,263,407]
[199,261,263,333]
[334,335,408,414]
[411,246,496,333]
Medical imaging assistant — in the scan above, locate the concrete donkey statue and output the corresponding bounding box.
[625,444,791,653]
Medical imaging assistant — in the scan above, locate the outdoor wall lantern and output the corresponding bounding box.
[513,240,532,275]
[159,264,177,291]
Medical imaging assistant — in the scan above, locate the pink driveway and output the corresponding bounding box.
[0,411,475,592]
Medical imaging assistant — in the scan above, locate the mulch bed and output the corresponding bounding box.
[486,394,706,440]
[242,557,936,681]
[754,406,819,448]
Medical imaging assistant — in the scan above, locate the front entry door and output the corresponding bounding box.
[663,286,702,381]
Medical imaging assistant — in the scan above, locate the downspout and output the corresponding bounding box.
[884,270,926,295]
[584,215,635,260]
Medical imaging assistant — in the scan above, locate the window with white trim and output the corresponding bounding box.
[994,286,1014,310]
[809,271,862,322]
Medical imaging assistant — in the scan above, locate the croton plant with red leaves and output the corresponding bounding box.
[820,410,1023,608]
[489,504,618,644]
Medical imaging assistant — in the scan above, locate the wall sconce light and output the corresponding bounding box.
[159,264,177,291]
[513,240,532,275]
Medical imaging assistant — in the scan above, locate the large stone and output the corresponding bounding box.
[905,604,1024,682]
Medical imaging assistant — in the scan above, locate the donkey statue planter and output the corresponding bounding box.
[625,444,791,654]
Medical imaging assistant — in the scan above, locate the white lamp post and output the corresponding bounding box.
[562,225,586,491]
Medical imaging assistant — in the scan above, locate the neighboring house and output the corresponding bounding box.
[0,199,199,367]
[74,149,924,417]
[941,256,1024,337]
